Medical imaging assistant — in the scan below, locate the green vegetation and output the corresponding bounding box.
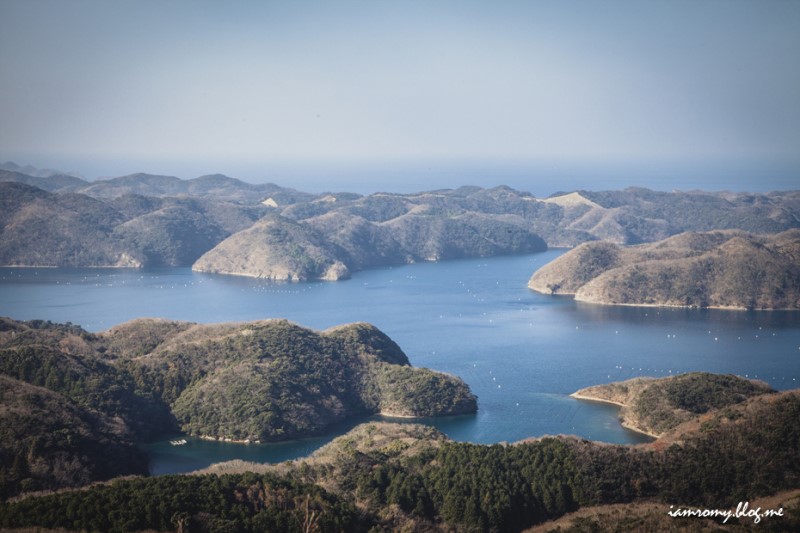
[333,391,800,531]
[0,318,476,498]
[574,372,774,436]
[0,473,364,533]
[632,373,775,435]
[0,377,148,500]
[373,365,478,416]
[131,320,476,442]
[1,370,798,532]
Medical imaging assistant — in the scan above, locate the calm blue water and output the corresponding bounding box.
[2,251,799,474]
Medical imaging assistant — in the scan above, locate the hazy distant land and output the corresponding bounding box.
[2,164,799,282]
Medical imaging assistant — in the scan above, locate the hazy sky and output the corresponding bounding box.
[1,0,798,193]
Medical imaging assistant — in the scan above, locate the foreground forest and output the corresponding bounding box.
[1,383,798,531]
[2,166,799,280]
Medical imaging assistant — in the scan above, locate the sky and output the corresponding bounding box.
[1,0,799,194]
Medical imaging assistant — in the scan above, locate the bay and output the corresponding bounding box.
[2,250,799,474]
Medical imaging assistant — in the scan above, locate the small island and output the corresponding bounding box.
[529,230,800,310]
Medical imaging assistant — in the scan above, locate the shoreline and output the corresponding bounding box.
[379,411,419,419]
[199,435,262,445]
[529,287,797,312]
[569,392,660,439]
[569,392,626,408]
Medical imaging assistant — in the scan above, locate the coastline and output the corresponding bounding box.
[569,392,626,408]
[569,392,660,439]
[199,435,262,445]
[379,411,419,419]
[529,285,798,311]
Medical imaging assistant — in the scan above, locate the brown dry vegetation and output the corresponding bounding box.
[530,230,800,309]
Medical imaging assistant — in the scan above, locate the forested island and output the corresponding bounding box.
[529,230,800,309]
[3,165,799,281]
[1,371,797,532]
[0,317,475,499]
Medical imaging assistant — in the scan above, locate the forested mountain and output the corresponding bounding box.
[2,378,798,532]
[529,229,800,309]
[0,317,475,498]
[2,166,798,280]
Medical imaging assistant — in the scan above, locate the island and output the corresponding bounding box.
[529,230,800,310]
[0,317,476,499]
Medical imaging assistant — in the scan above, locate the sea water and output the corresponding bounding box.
[2,250,799,474]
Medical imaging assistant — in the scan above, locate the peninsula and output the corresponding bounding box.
[571,372,774,437]
[529,230,800,310]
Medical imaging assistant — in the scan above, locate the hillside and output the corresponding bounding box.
[0,317,475,497]
[529,230,800,309]
[0,182,268,267]
[193,215,351,281]
[211,385,800,531]
[111,319,477,441]
[0,375,150,500]
[571,372,774,437]
[3,165,799,275]
[0,166,312,204]
[3,381,798,532]
[196,186,800,281]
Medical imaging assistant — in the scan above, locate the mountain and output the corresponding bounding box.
[108,318,476,441]
[193,188,552,280]
[0,169,89,193]
[0,182,140,267]
[3,375,797,532]
[529,229,800,309]
[0,162,81,178]
[209,380,800,531]
[193,214,351,281]
[0,182,267,267]
[2,164,799,274]
[0,163,315,203]
[74,172,315,204]
[196,186,800,280]
[0,317,475,497]
[78,172,187,197]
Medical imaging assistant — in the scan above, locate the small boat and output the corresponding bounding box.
[169,439,188,446]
